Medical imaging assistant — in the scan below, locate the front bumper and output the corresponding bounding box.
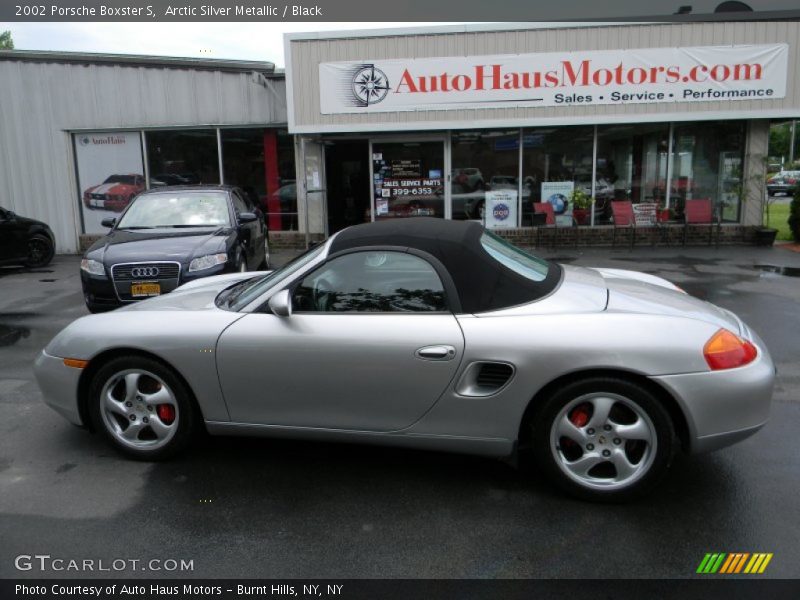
[81,262,229,309]
[651,331,774,454]
[34,350,84,426]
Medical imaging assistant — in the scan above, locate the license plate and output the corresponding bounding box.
[130,282,161,297]
[91,199,103,208]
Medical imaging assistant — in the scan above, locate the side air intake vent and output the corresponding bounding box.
[476,363,514,388]
[455,362,515,397]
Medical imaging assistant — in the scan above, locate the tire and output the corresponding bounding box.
[531,377,674,502]
[88,355,198,460]
[25,234,54,268]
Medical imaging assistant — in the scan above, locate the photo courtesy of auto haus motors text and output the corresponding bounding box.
[14,584,343,597]
[320,44,788,113]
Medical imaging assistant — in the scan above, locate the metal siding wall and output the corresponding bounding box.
[290,21,800,132]
[0,60,286,253]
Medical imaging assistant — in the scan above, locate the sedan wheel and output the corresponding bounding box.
[89,356,196,460]
[533,378,673,501]
[26,234,54,268]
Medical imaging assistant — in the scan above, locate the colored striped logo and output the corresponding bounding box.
[696,552,773,574]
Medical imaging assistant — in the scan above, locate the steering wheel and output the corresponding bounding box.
[312,277,334,311]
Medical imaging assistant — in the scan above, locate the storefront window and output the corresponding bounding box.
[595,124,670,222]
[669,121,745,223]
[521,126,594,225]
[451,130,520,223]
[371,141,444,220]
[221,128,298,230]
[146,129,220,187]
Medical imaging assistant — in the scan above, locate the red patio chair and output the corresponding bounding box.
[683,198,720,247]
[533,202,556,247]
[611,200,634,248]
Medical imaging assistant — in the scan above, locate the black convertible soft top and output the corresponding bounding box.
[328,218,562,314]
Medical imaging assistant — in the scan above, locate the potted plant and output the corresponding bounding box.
[570,188,592,225]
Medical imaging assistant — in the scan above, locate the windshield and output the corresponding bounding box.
[117,192,231,229]
[224,243,327,311]
[480,231,549,282]
[104,175,139,185]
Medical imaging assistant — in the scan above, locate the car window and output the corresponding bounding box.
[231,192,248,214]
[293,251,447,313]
[480,231,550,282]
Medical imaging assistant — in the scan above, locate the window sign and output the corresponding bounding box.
[74,132,145,234]
[541,181,574,213]
[484,189,518,229]
[372,142,444,219]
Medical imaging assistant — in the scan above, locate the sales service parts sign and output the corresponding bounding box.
[319,44,788,114]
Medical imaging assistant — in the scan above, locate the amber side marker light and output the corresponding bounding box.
[703,329,757,370]
[63,358,89,369]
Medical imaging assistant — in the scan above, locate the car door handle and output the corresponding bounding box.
[415,345,456,361]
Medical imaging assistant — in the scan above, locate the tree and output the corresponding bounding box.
[0,30,13,50]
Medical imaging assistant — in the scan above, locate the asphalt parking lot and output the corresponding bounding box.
[1,244,799,579]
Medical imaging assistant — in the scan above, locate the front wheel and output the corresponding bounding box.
[531,378,674,502]
[88,356,197,460]
[26,234,54,268]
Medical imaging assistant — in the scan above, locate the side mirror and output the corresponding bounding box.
[4,210,15,220]
[268,289,292,317]
[101,217,116,228]
[238,212,258,224]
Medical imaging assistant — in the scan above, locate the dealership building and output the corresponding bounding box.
[1,19,800,254]
[0,51,292,254]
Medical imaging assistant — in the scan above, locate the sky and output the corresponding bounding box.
[0,23,459,67]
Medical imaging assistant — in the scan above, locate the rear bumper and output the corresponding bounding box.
[650,333,774,454]
[33,350,84,426]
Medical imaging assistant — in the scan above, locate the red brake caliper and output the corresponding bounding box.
[569,405,590,428]
[157,404,176,425]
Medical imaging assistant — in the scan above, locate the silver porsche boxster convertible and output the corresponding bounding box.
[34,218,774,501]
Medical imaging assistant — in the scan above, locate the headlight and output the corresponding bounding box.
[80,259,105,276]
[188,253,227,272]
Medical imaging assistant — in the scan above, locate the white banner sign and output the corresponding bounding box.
[484,190,518,229]
[320,44,788,114]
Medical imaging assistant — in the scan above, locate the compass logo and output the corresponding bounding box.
[350,65,390,107]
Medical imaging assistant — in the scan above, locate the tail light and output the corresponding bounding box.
[703,329,757,370]
[786,178,797,184]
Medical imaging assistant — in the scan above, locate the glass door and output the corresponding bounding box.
[370,140,445,221]
[299,136,327,243]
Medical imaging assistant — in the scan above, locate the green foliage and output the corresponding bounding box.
[569,187,592,210]
[789,187,800,242]
[0,30,13,50]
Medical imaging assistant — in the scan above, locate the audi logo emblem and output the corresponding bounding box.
[131,267,159,278]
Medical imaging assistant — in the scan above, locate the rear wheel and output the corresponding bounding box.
[88,356,197,460]
[531,377,674,502]
[26,234,54,268]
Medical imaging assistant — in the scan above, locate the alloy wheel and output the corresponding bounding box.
[549,392,657,491]
[99,369,179,451]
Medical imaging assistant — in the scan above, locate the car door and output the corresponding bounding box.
[216,249,465,431]
[0,208,26,263]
